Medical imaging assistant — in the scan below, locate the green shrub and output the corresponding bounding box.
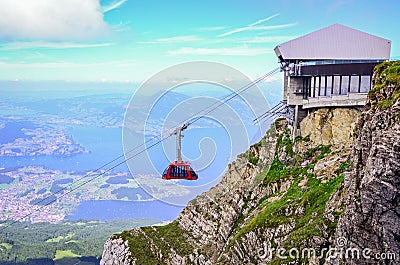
[334,160,350,174]
[248,151,259,165]
[305,145,331,161]
[372,61,400,109]
[377,99,395,110]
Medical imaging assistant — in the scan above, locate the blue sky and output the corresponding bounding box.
[0,0,399,83]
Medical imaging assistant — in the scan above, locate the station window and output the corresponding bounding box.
[319,76,326,96]
[341,76,350,95]
[333,76,341,95]
[360,75,371,92]
[350,76,359,93]
[310,77,315,97]
[326,76,333,96]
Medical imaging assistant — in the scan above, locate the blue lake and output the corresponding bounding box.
[0,120,36,144]
[67,199,184,221]
[0,125,128,172]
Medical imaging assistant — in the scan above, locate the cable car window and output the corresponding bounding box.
[180,166,188,177]
[190,170,197,178]
[163,167,169,175]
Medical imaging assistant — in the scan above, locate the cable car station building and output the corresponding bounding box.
[274,24,391,135]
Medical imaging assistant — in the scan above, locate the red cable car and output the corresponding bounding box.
[162,161,198,180]
[162,124,198,180]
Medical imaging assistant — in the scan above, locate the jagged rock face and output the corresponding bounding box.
[300,108,360,149]
[329,64,400,264]
[101,238,133,265]
[220,130,350,264]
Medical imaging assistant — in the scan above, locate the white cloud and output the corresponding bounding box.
[0,41,114,50]
[111,21,132,33]
[168,47,271,56]
[242,35,297,44]
[218,14,279,37]
[249,14,280,27]
[102,0,127,13]
[218,14,297,38]
[256,23,298,31]
[195,26,227,32]
[157,36,202,42]
[140,35,202,44]
[0,0,110,41]
[0,60,136,68]
[219,23,298,38]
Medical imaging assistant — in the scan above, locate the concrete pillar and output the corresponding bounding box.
[292,104,299,139]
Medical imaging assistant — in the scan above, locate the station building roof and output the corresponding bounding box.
[274,24,391,62]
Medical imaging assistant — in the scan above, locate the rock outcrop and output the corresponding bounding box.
[300,107,360,150]
[328,61,400,264]
[100,61,400,264]
[101,238,133,265]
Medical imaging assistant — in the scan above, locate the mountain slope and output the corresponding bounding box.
[100,61,400,264]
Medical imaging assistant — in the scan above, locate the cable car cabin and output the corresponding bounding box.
[162,162,198,180]
[163,124,198,180]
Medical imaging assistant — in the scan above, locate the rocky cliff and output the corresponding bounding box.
[101,61,400,264]
[300,107,360,150]
[327,61,400,264]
